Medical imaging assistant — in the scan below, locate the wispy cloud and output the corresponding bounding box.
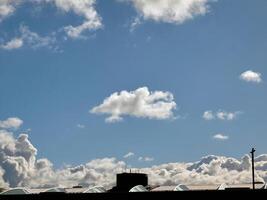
[77,124,85,129]
[123,152,135,158]
[138,156,154,162]
[203,110,242,121]
[130,17,142,32]
[45,0,103,39]
[19,25,57,49]
[213,134,229,141]
[0,0,102,43]
[1,25,57,51]
[90,87,177,123]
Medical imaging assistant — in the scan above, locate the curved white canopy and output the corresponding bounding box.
[44,188,66,193]
[129,185,148,192]
[0,188,30,195]
[83,186,106,193]
[218,183,228,190]
[173,184,189,191]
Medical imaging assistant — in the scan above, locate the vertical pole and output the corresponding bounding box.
[250,148,255,190]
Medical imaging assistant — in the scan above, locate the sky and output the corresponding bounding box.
[0,0,267,181]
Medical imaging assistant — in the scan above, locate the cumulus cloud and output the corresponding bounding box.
[90,87,177,123]
[213,134,229,141]
[2,130,267,189]
[0,129,126,188]
[120,0,215,28]
[203,110,242,121]
[123,152,135,159]
[240,70,262,83]
[0,117,23,130]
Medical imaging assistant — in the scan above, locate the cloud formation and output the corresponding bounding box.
[0,0,102,47]
[1,25,57,50]
[123,152,135,159]
[1,127,267,189]
[0,117,23,129]
[0,0,215,46]
[19,25,56,49]
[77,124,85,129]
[46,0,102,38]
[213,134,229,141]
[120,0,215,28]
[138,156,154,162]
[0,0,21,22]
[202,111,214,120]
[240,70,262,83]
[90,87,177,123]
[203,110,242,121]
[0,38,23,50]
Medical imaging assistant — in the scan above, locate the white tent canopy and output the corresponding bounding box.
[217,183,228,190]
[173,184,189,191]
[0,188,30,195]
[43,188,66,193]
[129,185,148,192]
[83,186,106,193]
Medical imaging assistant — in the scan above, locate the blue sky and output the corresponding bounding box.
[0,0,267,169]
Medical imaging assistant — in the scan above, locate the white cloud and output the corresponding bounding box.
[19,25,56,49]
[202,111,214,120]
[0,129,126,188]
[138,156,154,162]
[130,17,142,32]
[2,130,267,188]
[0,38,23,50]
[203,110,242,121]
[0,117,23,130]
[120,0,215,27]
[0,0,21,22]
[240,70,262,83]
[216,111,241,121]
[90,87,177,123]
[77,124,85,129]
[1,0,102,40]
[47,0,102,38]
[123,152,135,159]
[213,134,229,141]
[1,25,57,51]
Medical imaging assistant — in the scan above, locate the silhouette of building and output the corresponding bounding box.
[109,173,148,192]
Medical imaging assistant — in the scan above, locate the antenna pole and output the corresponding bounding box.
[250,148,256,190]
